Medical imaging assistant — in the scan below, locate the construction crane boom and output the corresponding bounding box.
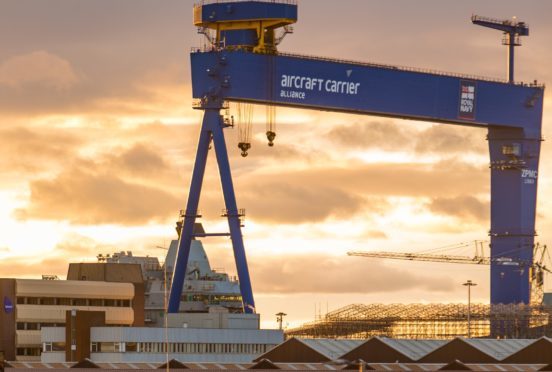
[348,244,551,305]
[347,251,494,265]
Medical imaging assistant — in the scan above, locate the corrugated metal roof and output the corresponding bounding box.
[464,338,535,360]
[369,364,444,371]
[378,337,448,360]
[4,362,549,371]
[467,364,544,371]
[297,338,365,359]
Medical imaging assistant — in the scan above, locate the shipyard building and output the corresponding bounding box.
[0,226,283,364]
[0,278,141,361]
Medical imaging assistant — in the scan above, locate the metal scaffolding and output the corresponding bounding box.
[285,303,552,339]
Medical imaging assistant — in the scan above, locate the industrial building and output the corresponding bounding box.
[0,279,141,362]
[5,336,552,370]
[0,227,283,364]
[40,324,282,364]
[3,361,552,371]
[251,336,552,364]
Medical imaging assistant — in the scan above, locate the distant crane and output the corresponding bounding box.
[471,15,529,83]
[348,242,551,305]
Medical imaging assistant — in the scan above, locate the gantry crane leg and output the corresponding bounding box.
[488,127,541,304]
[168,106,255,314]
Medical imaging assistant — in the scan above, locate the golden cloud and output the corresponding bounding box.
[428,195,489,222]
[249,253,456,294]
[0,51,79,90]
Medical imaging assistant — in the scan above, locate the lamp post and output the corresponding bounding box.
[463,280,477,338]
[276,312,287,330]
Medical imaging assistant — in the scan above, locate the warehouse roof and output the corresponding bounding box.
[4,362,549,371]
[254,337,363,363]
[299,338,365,360]
[380,338,448,360]
[464,338,534,361]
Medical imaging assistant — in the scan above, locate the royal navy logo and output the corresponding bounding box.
[459,80,477,120]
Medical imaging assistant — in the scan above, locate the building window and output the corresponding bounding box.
[72,298,86,306]
[53,342,65,351]
[43,342,65,352]
[91,343,99,353]
[58,298,71,306]
[126,342,137,352]
[39,297,55,305]
[97,342,123,353]
[26,323,39,330]
[16,348,41,356]
[89,299,102,306]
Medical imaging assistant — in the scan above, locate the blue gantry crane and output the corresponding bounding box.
[168,1,545,313]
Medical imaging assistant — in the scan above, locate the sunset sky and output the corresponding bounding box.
[1,0,552,329]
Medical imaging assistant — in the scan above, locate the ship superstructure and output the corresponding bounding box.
[97,224,243,327]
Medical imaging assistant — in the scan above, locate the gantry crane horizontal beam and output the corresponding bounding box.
[191,51,544,136]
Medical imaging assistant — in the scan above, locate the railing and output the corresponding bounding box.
[195,0,297,6]
[275,51,545,87]
[471,14,528,28]
[189,47,544,88]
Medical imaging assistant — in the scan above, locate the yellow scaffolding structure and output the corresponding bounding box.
[285,303,552,339]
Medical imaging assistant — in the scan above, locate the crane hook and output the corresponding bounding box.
[266,131,276,147]
[238,142,251,157]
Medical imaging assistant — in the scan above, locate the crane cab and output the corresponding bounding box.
[194,0,298,53]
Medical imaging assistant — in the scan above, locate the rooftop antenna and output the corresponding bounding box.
[471,15,529,83]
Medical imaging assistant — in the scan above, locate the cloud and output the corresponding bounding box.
[194,160,487,224]
[0,51,79,89]
[54,233,116,257]
[0,126,82,175]
[414,125,487,154]
[327,120,487,155]
[326,120,411,151]
[0,256,68,278]
[15,167,181,225]
[249,253,455,294]
[242,161,487,198]
[105,143,170,176]
[428,195,489,222]
[238,183,377,224]
[362,230,388,239]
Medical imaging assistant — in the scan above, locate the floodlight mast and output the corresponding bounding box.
[168,1,545,314]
